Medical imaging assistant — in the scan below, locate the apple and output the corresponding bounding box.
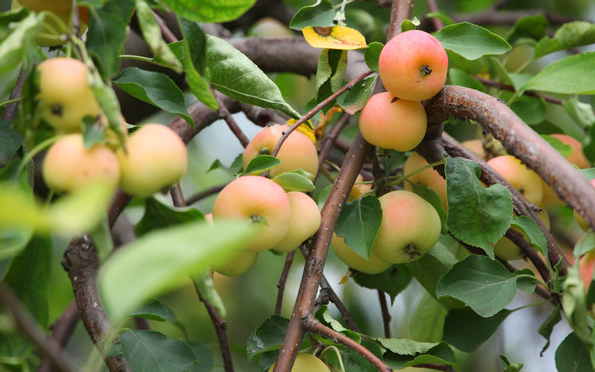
[212,176,291,252]
[579,250,595,292]
[117,124,188,197]
[268,353,330,372]
[349,174,372,201]
[403,151,447,211]
[18,0,72,14]
[42,134,120,193]
[331,234,392,274]
[372,190,441,264]
[378,30,448,101]
[573,179,595,232]
[493,208,550,260]
[243,124,318,178]
[542,134,590,207]
[273,192,321,252]
[359,92,427,152]
[461,139,486,159]
[36,57,101,133]
[486,155,543,206]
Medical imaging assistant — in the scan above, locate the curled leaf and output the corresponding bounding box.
[302,26,367,50]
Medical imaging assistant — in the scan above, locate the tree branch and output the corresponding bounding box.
[37,301,80,372]
[276,250,296,316]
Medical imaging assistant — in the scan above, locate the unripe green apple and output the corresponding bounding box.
[331,234,392,274]
[487,155,543,206]
[117,124,188,197]
[403,151,447,211]
[493,208,550,260]
[267,353,330,372]
[542,134,590,207]
[273,192,321,252]
[212,176,291,252]
[359,92,427,152]
[243,124,318,178]
[36,57,101,133]
[379,30,448,101]
[42,134,120,193]
[372,190,441,264]
[573,179,595,232]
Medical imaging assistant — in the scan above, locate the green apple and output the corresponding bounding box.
[403,151,447,211]
[331,234,392,274]
[268,353,330,372]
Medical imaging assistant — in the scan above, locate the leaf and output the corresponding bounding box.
[272,170,316,192]
[302,26,367,50]
[0,228,32,259]
[448,68,485,92]
[0,121,23,165]
[243,155,281,175]
[113,67,193,126]
[535,21,595,59]
[510,215,548,255]
[443,307,512,352]
[436,255,522,317]
[247,315,289,359]
[561,266,592,346]
[353,264,412,303]
[507,15,548,44]
[86,0,135,77]
[446,157,513,257]
[563,96,595,129]
[409,292,448,342]
[522,52,595,95]
[435,22,511,60]
[509,95,546,125]
[541,134,573,158]
[315,306,361,342]
[499,355,524,372]
[289,0,335,30]
[555,332,595,372]
[134,0,182,73]
[538,304,561,356]
[161,0,257,23]
[335,195,382,260]
[135,197,205,237]
[120,330,197,372]
[364,42,383,72]
[0,12,41,75]
[188,342,214,372]
[315,48,347,112]
[130,299,177,322]
[99,220,258,321]
[575,231,595,259]
[206,35,300,119]
[377,338,442,356]
[379,339,457,371]
[337,76,377,115]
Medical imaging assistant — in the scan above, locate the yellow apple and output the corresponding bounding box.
[273,192,321,252]
[403,151,447,211]
[349,174,372,201]
[573,179,595,232]
[331,234,392,274]
[487,155,543,206]
[267,353,330,372]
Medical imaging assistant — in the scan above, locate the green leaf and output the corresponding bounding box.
[161,0,257,23]
[247,315,289,359]
[555,332,595,372]
[443,306,512,352]
[315,306,361,343]
[509,95,546,125]
[377,338,442,356]
[446,157,513,257]
[337,75,377,115]
[315,49,347,110]
[575,232,595,259]
[0,12,41,75]
[120,330,197,372]
[379,339,457,371]
[130,298,177,322]
[0,228,32,259]
[113,67,193,126]
[243,155,281,175]
[437,255,521,317]
[99,220,258,321]
[335,195,382,260]
[535,21,595,59]
[135,0,182,72]
[3,235,52,328]
[538,304,561,356]
[409,292,448,342]
[541,134,573,158]
[86,0,135,77]
[364,42,383,72]
[401,18,420,33]
[561,266,592,346]
[289,0,335,30]
[0,121,23,165]
[522,52,595,95]
[511,215,547,255]
[206,35,300,119]
[272,170,316,192]
[499,355,524,372]
[135,197,205,237]
[353,264,412,303]
[435,22,511,60]
[448,68,485,92]
[507,15,548,44]
[563,96,595,129]
[188,342,214,372]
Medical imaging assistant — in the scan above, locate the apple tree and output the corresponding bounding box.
[1,0,595,372]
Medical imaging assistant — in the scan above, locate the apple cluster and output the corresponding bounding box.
[38,57,188,198]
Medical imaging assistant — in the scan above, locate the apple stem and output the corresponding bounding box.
[419,64,432,77]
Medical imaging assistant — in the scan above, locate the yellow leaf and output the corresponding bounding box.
[286,118,317,143]
[302,26,367,50]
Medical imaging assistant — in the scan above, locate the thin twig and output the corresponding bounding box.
[1,69,26,121]
[37,301,80,372]
[475,76,564,106]
[151,10,178,44]
[276,250,296,315]
[315,112,351,182]
[185,184,226,206]
[377,290,391,338]
[216,94,250,148]
[425,0,444,30]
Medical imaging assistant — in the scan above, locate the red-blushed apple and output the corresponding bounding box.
[372,190,441,263]
[42,134,120,193]
[331,233,392,274]
[273,192,321,252]
[573,179,595,231]
[542,134,590,207]
[117,124,188,197]
[359,92,427,152]
[493,208,550,260]
[267,353,330,372]
[403,151,447,211]
[212,175,291,252]
[36,57,101,133]
[243,124,318,178]
[487,155,543,206]
[378,30,448,101]
[579,250,595,292]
